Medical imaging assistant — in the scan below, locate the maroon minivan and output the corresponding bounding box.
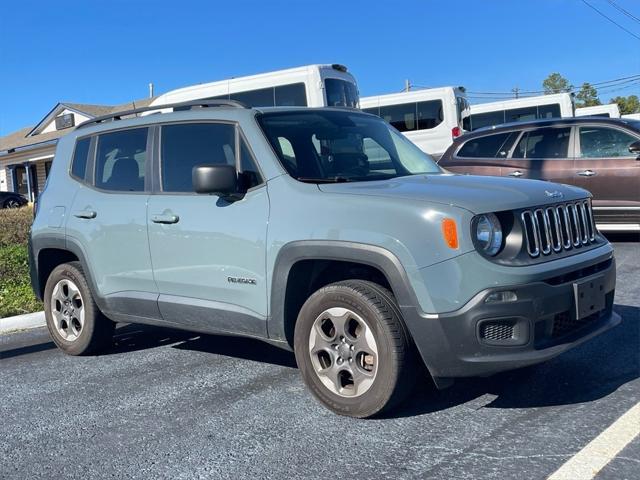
[438,117,640,232]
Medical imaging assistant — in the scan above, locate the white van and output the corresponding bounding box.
[622,113,640,120]
[360,87,469,158]
[148,64,358,110]
[575,104,621,118]
[465,93,575,131]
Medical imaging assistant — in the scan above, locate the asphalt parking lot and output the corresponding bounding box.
[1,236,638,480]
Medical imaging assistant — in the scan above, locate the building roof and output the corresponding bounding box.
[0,97,156,155]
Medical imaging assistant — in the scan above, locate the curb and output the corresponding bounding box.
[0,311,46,334]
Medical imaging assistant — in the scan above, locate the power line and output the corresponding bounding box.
[580,0,640,41]
[462,74,640,97]
[607,0,640,24]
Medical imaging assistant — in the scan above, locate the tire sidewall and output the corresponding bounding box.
[294,285,400,418]
[44,263,98,355]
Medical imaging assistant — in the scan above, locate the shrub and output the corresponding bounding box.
[0,207,42,318]
[0,206,33,248]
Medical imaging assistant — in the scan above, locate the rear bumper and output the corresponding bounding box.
[402,255,620,379]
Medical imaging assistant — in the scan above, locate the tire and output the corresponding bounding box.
[4,199,21,209]
[294,280,416,418]
[44,261,114,355]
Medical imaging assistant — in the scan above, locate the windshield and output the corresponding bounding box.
[257,110,442,182]
[325,79,359,108]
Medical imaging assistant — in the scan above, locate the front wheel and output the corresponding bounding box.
[294,280,416,418]
[44,262,114,355]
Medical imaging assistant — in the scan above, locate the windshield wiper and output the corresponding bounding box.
[297,176,351,184]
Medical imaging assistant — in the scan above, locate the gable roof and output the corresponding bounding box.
[1,97,156,155]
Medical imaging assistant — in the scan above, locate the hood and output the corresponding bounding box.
[317,174,589,214]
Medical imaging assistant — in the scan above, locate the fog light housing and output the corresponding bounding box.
[484,291,518,304]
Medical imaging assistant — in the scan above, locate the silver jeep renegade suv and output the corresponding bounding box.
[30,100,620,418]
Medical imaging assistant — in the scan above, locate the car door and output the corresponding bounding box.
[439,131,518,176]
[65,128,159,318]
[573,123,640,225]
[147,121,269,337]
[503,126,577,185]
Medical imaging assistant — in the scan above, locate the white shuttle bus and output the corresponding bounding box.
[148,64,359,111]
[464,93,575,131]
[360,87,469,158]
[575,104,621,118]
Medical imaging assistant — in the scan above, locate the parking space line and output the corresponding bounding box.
[547,402,640,480]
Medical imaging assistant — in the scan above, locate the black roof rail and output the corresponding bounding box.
[76,99,248,129]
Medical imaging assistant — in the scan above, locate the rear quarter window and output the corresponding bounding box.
[71,137,91,180]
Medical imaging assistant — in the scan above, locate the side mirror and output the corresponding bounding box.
[629,140,640,158]
[192,164,239,197]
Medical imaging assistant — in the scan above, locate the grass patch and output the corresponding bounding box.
[0,207,42,318]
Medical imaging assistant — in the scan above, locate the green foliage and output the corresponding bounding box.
[610,95,640,115]
[575,82,601,108]
[0,206,33,248]
[542,73,572,94]
[0,207,42,318]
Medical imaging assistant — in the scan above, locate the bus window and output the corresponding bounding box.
[275,83,307,106]
[230,87,274,107]
[325,79,359,108]
[379,103,416,132]
[362,107,380,116]
[417,100,444,130]
[538,104,561,119]
[505,106,537,123]
[470,111,506,130]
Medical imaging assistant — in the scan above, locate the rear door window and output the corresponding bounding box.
[512,127,571,159]
[95,128,148,191]
[578,126,639,158]
[457,132,518,158]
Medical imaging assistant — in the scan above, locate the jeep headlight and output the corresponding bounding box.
[474,213,503,256]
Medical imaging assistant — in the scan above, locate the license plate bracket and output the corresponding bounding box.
[573,276,606,320]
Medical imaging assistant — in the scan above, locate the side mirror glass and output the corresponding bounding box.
[192,164,238,196]
[629,140,640,157]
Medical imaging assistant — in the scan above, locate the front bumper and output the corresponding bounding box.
[402,254,620,380]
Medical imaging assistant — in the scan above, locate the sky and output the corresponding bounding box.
[1,0,639,135]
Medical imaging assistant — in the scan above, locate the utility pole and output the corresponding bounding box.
[512,87,520,99]
[405,79,411,92]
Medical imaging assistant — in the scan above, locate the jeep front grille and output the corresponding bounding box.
[521,200,596,258]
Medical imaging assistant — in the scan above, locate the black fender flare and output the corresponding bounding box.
[30,233,106,312]
[267,240,422,343]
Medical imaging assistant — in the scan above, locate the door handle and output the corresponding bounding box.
[73,210,97,219]
[151,213,179,224]
[508,171,523,177]
[577,170,596,177]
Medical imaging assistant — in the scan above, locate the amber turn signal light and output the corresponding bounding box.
[441,218,459,249]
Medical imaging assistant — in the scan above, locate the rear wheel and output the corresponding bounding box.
[3,198,21,208]
[44,262,114,355]
[294,280,416,418]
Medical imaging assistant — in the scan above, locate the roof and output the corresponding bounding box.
[0,97,156,155]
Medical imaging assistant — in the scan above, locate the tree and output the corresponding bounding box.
[542,73,572,94]
[575,82,601,108]
[610,95,640,115]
